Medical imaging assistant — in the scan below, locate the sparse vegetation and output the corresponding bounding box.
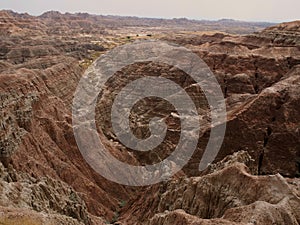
[79,50,103,69]
[119,200,127,208]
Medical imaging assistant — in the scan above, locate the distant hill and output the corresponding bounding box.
[37,10,276,34]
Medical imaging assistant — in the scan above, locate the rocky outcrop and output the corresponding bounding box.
[260,20,300,46]
[0,162,97,225]
[120,152,300,225]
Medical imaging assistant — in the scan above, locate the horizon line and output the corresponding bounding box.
[3,8,296,24]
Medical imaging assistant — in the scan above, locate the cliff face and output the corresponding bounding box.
[0,58,133,222]
[159,23,300,178]
[0,11,299,225]
[0,162,92,225]
[0,11,134,224]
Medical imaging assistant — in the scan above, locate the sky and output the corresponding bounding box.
[1,0,299,22]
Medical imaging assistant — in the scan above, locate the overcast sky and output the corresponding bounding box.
[1,0,299,22]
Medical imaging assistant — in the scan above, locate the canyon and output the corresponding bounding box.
[0,10,299,224]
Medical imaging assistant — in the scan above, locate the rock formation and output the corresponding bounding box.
[0,10,299,224]
[120,152,300,225]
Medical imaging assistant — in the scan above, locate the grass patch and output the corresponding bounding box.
[79,51,104,69]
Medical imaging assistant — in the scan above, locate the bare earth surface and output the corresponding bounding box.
[0,10,299,224]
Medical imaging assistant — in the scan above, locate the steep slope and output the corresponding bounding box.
[0,11,299,224]
[120,152,300,225]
